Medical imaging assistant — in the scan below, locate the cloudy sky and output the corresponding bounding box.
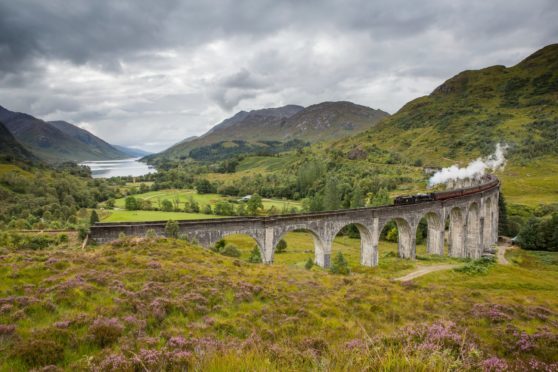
[0,0,556,152]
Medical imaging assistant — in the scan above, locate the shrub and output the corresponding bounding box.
[221,244,241,258]
[455,256,495,275]
[56,233,68,243]
[165,220,179,239]
[248,245,262,263]
[89,317,124,347]
[330,252,350,275]
[78,225,90,240]
[212,239,226,252]
[145,229,157,239]
[275,239,287,253]
[13,339,64,368]
[90,210,100,225]
[305,258,313,270]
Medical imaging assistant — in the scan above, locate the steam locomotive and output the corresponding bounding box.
[393,175,499,205]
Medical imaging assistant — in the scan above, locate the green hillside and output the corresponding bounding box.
[329,44,558,206]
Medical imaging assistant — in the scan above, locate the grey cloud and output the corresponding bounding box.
[0,0,556,151]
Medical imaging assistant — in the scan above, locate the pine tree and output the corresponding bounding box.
[248,245,262,263]
[89,210,99,225]
[330,252,350,275]
[350,185,365,208]
[323,178,340,210]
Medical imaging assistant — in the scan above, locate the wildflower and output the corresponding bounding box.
[482,357,508,371]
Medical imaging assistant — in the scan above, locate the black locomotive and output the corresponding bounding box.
[393,175,499,206]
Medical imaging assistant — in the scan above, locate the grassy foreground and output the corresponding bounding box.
[0,236,557,371]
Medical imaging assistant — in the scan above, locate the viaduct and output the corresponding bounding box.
[90,177,499,268]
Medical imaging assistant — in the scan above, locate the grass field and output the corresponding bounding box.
[110,189,301,212]
[498,155,558,207]
[0,236,556,370]
[99,209,222,222]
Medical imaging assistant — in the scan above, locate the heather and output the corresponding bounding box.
[0,237,557,370]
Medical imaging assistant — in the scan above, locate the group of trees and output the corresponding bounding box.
[516,213,558,251]
[0,166,116,230]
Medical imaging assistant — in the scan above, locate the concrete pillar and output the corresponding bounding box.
[314,236,332,268]
[262,227,275,264]
[465,203,481,259]
[483,198,494,250]
[449,207,466,258]
[396,219,416,259]
[493,194,499,243]
[426,213,444,255]
[361,218,379,267]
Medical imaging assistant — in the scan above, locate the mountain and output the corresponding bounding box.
[48,120,126,159]
[0,121,38,163]
[336,43,558,164]
[151,102,389,160]
[112,145,152,158]
[0,105,127,163]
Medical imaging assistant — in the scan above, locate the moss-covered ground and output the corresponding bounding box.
[0,235,557,371]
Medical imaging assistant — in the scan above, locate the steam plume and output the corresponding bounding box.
[428,143,507,187]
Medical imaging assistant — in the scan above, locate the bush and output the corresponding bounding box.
[165,220,179,239]
[220,244,241,258]
[248,245,262,263]
[305,258,313,270]
[145,229,157,239]
[13,339,64,368]
[78,225,90,240]
[275,239,287,253]
[212,239,226,252]
[455,256,495,275]
[90,210,99,225]
[330,252,350,275]
[89,317,124,347]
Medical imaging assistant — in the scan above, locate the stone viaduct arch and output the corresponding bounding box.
[90,177,500,268]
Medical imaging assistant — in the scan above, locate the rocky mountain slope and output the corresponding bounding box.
[0,106,126,163]
[151,102,389,160]
[0,121,37,163]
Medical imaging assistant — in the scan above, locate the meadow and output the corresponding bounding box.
[0,233,556,371]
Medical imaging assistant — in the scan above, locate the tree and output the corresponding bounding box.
[370,188,390,206]
[247,193,263,215]
[125,196,138,211]
[498,193,510,236]
[203,204,213,215]
[89,210,99,225]
[323,177,340,210]
[248,245,262,263]
[105,199,115,209]
[330,252,350,275]
[516,217,541,250]
[305,258,313,270]
[275,239,287,253]
[165,220,179,238]
[195,179,214,194]
[161,199,173,212]
[350,185,365,208]
[220,244,241,257]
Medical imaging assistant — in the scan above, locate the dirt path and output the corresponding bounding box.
[497,242,512,265]
[394,264,459,282]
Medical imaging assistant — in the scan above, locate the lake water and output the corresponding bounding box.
[80,158,156,178]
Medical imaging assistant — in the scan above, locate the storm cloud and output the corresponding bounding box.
[0,0,556,152]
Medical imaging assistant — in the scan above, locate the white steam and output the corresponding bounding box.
[428,143,508,187]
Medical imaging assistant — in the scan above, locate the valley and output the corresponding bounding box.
[0,32,557,371]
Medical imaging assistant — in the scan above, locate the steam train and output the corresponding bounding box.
[393,175,499,205]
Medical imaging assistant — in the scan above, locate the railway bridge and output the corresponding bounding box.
[90,177,499,268]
